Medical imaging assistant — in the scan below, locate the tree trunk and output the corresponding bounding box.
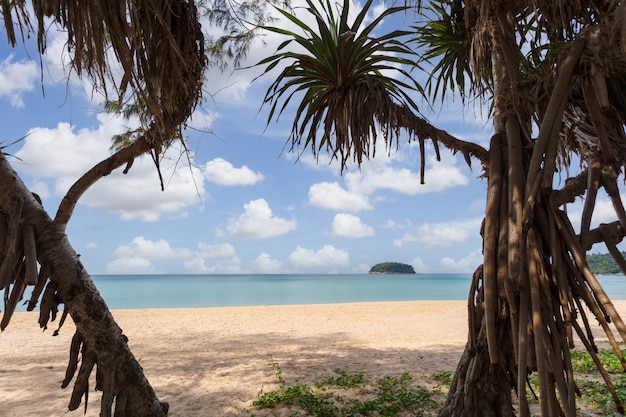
[0,152,168,417]
[441,6,626,416]
[440,135,518,417]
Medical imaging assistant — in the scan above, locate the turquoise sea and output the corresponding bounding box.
[17,273,626,311]
[80,273,626,310]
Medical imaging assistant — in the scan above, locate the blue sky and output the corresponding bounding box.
[0,3,620,275]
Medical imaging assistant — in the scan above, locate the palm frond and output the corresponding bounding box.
[257,0,422,171]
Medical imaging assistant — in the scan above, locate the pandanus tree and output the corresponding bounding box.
[0,1,205,415]
[257,0,626,415]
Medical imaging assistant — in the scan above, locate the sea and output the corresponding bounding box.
[28,273,626,310]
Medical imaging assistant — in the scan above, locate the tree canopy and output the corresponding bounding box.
[369,262,416,274]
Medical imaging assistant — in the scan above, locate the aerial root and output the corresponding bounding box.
[62,331,83,388]
[22,223,37,285]
[0,199,22,290]
[100,364,116,417]
[38,280,61,330]
[68,348,96,412]
[27,262,52,311]
[1,261,26,330]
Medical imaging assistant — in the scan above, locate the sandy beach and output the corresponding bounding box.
[1,300,625,416]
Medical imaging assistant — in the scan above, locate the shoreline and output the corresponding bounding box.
[2,300,626,416]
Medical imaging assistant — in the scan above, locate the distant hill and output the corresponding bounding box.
[369,262,416,274]
[587,252,625,275]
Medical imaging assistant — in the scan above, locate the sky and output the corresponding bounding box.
[0,3,622,275]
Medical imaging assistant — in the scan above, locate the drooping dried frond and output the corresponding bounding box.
[2,0,206,149]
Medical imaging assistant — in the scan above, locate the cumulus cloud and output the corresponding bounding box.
[14,116,206,221]
[345,152,469,196]
[410,257,432,273]
[0,55,37,108]
[187,110,218,131]
[114,236,193,260]
[567,195,624,232]
[196,242,236,258]
[109,237,241,273]
[252,252,284,273]
[15,119,118,179]
[381,219,411,230]
[219,198,297,238]
[308,182,373,212]
[439,250,483,273]
[393,217,482,247]
[331,213,375,238]
[184,256,244,274]
[287,244,350,269]
[203,157,264,185]
[105,257,160,274]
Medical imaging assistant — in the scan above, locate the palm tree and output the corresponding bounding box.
[0,1,205,415]
[257,0,626,415]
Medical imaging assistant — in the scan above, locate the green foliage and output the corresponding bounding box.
[586,252,625,275]
[369,262,416,274]
[568,347,626,415]
[253,364,442,416]
[431,371,452,388]
[256,0,422,171]
[522,348,626,415]
[570,348,626,374]
[316,369,364,389]
[412,0,480,103]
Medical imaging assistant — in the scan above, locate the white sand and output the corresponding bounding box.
[1,300,624,416]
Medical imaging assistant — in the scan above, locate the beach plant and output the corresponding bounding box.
[430,371,453,391]
[255,0,626,416]
[253,364,442,416]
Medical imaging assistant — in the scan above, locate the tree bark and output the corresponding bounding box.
[0,152,168,417]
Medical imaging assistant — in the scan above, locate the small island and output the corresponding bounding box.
[368,262,416,274]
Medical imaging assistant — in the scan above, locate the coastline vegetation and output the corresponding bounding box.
[587,252,626,275]
[251,363,445,417]
[369,262,416,274]
[252,351,626,417]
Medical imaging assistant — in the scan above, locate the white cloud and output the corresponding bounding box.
[394,217,482,247]
[203,157,264,185]
[567,195,624,232]
[14,116,206,222]
[439,250,483,273]
[184,256,244,274]
[331,213,375,238]
[0,55,37,108]
[109,237,243,273]
[114,236,193,260]
[345,152,469,196]
[196,242,236,258]
[105,257,160,274]
[252,252,284,273]
[187,109,218,131]
[308,182,373,211]
[219,198,297,238]
[381,219,411,230]
[287,244,350,269]
[410,257,432,273]
[15,119,116,179]
[30,181,51,200]
[84,160,204,221]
